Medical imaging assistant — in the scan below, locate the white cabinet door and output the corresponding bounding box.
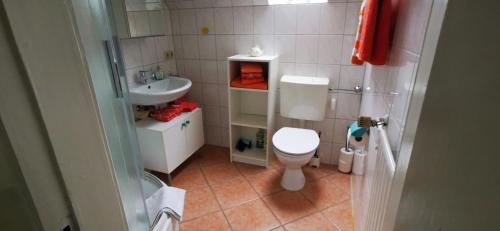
[185,109,204,156]
[163,120,187,173]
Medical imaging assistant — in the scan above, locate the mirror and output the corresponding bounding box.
[110,0,167,38]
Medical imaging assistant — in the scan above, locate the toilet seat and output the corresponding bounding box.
[272,127,320,156]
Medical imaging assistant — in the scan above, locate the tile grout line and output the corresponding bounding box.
[197,154,236,231]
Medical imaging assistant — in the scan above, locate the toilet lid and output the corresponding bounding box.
[272,127,320,155]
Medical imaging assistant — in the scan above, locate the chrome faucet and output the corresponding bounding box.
[137,70,149,84]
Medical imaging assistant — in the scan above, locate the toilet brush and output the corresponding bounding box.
[309,131,321,168]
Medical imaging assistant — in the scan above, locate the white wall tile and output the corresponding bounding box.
[341,35,356,64]
[295,63,317,76]
[274,35,295,62]
[213,0,232,7]
[318,35,343,64]
[121,39,142,68]
[183,59,201,82]
[318,142,333,164]
[179,9,197,34]
[232,0,252,6]
[234,35,254,54]
[173,36,184,59]
[156,36,174,62]
[176,1,195,9]
[149,11,166,35]
[336,92,361,119]
[198,35,217,59]
[196,8,215,35]
[296,4,320,34]
[216,35,235,60]
[140,37,157,65]
[181,35,199,59]
[295,35,318,64]
[203,84,220,107]
[233,7,253,34]
[319,3,346,34]
[339,65,365,90]
[193,0,213,8]
[317,64,341,90]
[253,6,274,35]
[205,125,222,145]
[331,142,344,164]
[253,35,274,55]
[170,10,181,35]
[333,118,351,143]
[214,8,234,34]
[186,81,203,104]
[200,60,218,83]
[217,61,229,84]
[274,5,297,35]
[313,119,334,142]
[218,85,229,107]
[345,2,361,35]
[278,62,295,77]
[219,107,229,127]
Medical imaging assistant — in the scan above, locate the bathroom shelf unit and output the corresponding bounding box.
[227,54,279,167]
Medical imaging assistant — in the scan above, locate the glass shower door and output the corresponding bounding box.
[70,0,149,230]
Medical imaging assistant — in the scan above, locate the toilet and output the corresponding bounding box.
[272,75,329,191]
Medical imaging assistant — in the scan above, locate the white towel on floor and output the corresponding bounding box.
[146,186,186,226]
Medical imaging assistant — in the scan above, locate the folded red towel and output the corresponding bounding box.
[240,63,263,73]
[241,72,263,78]
[231,77,268,90]
[241,76,265,85]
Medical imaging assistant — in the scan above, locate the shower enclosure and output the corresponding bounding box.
[70,0,151,229]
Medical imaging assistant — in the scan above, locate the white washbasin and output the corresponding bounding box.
[129,77,192,105]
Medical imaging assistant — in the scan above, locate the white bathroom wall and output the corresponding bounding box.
[168,0,364,164]
[120,6,177,88]
[359,0,434,159]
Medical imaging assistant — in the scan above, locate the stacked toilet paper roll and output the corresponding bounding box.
[352,150,367,175]
[338,147,354,173]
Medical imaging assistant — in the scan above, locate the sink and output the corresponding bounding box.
[129,77,192,105]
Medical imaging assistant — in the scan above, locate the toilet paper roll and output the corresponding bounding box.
[352,150,367,175]
[338,147,354,173]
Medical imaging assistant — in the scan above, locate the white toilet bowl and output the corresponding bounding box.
[272,127,320,191]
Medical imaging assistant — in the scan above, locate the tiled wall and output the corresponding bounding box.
[167,0,364,163]
[168,1,365,165]
[120,8,177,89]
[359,0,433,159]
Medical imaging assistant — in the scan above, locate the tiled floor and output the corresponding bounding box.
[154,145,354,231]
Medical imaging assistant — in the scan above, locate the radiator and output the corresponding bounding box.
[363,126,396,231]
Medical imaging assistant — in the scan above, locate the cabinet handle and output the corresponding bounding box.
[186,120,190,125]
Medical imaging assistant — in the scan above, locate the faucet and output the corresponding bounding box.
[137,70,149,84]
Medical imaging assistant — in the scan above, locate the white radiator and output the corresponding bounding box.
[363,126,396,231]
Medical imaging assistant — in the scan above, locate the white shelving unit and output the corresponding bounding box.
[227,54,279,167]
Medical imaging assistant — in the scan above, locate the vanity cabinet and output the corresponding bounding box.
[109,0,167,38]
[135,108,204,175]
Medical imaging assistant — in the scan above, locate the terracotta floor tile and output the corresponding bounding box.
[201,162,241,185]
[183,186,220,221]
[245,169,283,197]
[269,156,286,171]
[317,164,341,176]
[303,165,329,183]
[211,176,259,209]
[224,199,280,231]
[271,226,285,231]
[301,178,350,210]
[235,162,271,176]
[322,201,354,231]
[180,211,231,231]
[263,191,317,224]
[196,145,230,167]
[284,213,339,231]
[171,161,207,191]
[325,174,351,193]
